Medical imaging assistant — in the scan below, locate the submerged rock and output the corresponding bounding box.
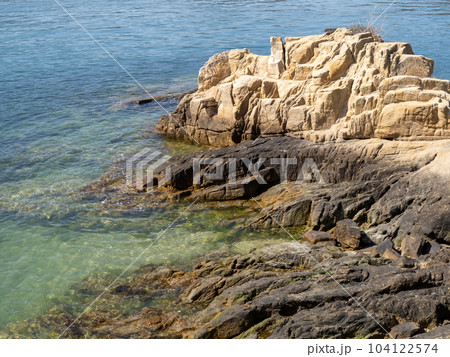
[4,242,448,339]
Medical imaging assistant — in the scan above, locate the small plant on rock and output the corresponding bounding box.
[347,21,383,42]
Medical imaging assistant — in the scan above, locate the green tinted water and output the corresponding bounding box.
[1,0,448,330]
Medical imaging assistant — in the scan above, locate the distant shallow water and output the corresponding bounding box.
[0,0,449,329]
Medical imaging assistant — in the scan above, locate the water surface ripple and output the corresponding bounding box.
[0,0,448,327]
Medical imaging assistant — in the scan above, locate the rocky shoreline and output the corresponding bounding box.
[3,28,449,339]
[3,241,449,338]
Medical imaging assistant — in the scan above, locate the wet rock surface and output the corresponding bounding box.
[2,242,449,339]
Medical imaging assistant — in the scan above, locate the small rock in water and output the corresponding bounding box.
[334,219,361,249]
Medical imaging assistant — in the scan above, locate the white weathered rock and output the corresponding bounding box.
[268,36,285,79]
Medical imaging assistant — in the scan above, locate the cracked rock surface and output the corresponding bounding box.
[147,136,450,244]
[3,243,449,338]
[157,28,449,146]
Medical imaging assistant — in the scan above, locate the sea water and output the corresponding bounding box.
[0,0,448,328]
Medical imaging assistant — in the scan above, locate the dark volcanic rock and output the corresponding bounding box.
[412,324,450,339]
[365,224,398,245]
[390,322,422,339]
[310,201,344,231]
[381,247,402,260]
[304,231,334,244]
[3,242,449,339]
[147,137,449,243]
[83,137,450,244]
[375,239,394,255]
[334,219,361,249]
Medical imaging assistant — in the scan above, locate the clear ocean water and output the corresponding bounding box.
[0,0,448,328]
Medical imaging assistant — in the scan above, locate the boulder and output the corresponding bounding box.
[84,134,450,245]
[334,219,361,249]
[424,241,441,255]
[366,239,402,260]
[364,224,398,245]
[304,231,334,244]
[310,201,344,231]
[401,235,426,259]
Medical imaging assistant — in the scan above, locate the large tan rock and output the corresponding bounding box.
[158,28,450,145]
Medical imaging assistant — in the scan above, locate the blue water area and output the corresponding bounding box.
[0,0,448,327]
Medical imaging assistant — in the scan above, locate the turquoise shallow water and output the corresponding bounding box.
[0,0,449,328]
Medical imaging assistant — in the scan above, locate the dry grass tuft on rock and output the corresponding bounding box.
[347,21,383,42]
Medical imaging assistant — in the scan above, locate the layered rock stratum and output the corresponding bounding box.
[157,28,449,145]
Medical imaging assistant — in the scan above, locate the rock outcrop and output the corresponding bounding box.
[5,243,449,338]
[146,136,450,244]
[63,29,450,340]
[82,134,450,245]
[157,28,449,146]
[334,219,361,249]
